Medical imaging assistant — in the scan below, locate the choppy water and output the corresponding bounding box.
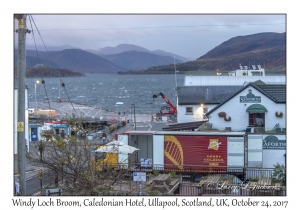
[26,74,184,114]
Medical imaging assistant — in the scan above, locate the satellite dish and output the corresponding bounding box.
[239,65,243,70]
[252,65,256,70]
[257,65,261,70]
[244,66,248,70]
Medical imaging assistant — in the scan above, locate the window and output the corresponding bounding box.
[95,152,107,161]
[186,107,193,114]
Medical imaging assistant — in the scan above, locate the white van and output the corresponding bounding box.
[28,108,35,114]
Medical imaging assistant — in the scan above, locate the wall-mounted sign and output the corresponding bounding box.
[17,122,24,132]
[263,135,286,150]
[240,89,261,103]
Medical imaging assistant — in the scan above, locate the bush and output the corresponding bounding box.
[273,163,286,186]
[149,170,160,177]
[169,171,176,177]
[109,124,115,132]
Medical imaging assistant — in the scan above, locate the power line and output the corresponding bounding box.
[31,23,285,31]
[28,15,78,117]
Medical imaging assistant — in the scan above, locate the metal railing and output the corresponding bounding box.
[99,163,285,182]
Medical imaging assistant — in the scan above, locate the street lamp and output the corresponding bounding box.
[131,104,136,130]
[35,80,40,110]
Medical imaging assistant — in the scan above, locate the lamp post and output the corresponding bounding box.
[34,80,39,110]
[131,104,136,130]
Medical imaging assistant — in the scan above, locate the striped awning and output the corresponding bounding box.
[246,104,268,113]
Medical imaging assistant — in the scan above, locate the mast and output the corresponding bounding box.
[58,79,60,99]
[174,56,178,90]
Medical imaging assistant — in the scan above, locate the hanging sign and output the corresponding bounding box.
[240,89,261,103]
[17,122,24,132]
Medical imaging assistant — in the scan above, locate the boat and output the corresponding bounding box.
[228,64,265,76]
[115,102,124,106]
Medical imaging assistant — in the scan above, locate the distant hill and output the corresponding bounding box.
[14,55,60,69]
[98,44,149,55]
[102,50,184,71]
[26,65,85,77]
[20,46,188,73]
[25,44,79,52]
[98,44,190,62]
[23,49,124,73]
[137,32,286,74]
[19,33,285,75]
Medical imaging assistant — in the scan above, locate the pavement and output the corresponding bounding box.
[29,101,154,123]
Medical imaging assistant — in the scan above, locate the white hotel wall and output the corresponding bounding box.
[208,88,286,131]
[177,104,216,123]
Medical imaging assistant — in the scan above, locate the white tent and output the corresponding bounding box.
[95,141,139,155]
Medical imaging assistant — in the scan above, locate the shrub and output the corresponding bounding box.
[273,163,286,186]
[169,171,176,177]
[109,124,115,132]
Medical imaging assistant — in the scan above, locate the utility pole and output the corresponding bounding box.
[15,14,27,195]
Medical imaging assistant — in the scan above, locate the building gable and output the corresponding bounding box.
[205,83,286,116]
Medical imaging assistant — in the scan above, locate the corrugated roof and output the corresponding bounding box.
[184,76,286,86]
[177,86,243,105]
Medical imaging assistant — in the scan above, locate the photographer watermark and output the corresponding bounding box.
[205,180,279,191]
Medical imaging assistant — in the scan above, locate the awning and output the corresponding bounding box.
[246,104,268,113]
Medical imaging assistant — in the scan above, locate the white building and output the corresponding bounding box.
[175,81,286,131]
[176,85,243,123]
[204,82,286,131]
[177,75,285,124]
[184,75,286,86]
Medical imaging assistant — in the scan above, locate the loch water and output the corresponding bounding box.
[26,74,185,114]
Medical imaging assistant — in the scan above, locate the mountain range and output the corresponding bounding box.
[16,32,286,75]
[20,44,188,73]
[143,32,286,74]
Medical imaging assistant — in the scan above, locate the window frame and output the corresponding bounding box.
[185,107,193,115]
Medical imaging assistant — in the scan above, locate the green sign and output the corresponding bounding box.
[263,135,286,150]
[240,89,261,103]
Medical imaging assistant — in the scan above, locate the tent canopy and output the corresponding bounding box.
[95,140,139,154]
[246,104,268,113]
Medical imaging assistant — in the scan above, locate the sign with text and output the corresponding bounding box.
[263,135,286,150]
[133,172,146,182]
[240,89,261,103]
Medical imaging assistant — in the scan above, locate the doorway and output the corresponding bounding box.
[249,113,265,127]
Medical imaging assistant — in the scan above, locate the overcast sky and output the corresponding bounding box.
[15,14,285,60]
